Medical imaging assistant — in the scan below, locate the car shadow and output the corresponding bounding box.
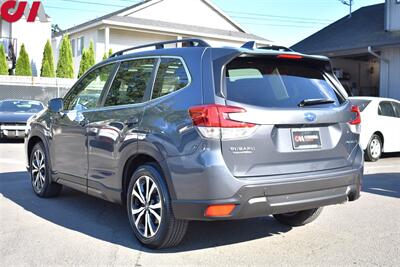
[381,152,400,159]
[0,171,291,253]
[2,171,397,252]
[0,138,24,144]
[362,172,400,198]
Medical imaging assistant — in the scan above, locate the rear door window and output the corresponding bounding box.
[104,58,157,107]
[151,58,189,99]
[225,57,343,108]
[378,101,396,117]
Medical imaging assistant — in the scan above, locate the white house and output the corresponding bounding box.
[0,1,51,76]
[52,0,270,77]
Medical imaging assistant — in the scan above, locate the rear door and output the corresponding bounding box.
[220,55,357,177]
[377,101,400,152]
[86,58,158,192]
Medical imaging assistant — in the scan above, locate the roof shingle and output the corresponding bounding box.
[291,4,400,54]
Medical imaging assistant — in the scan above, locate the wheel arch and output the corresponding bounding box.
[121,152,176,205]
[27,134,49,167]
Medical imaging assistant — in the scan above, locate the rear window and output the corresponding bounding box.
[225,57,343,108]
[350,99,371,112]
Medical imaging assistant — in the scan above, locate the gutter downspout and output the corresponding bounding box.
[368,46,389,97]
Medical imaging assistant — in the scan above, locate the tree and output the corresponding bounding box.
[56,35,74,78]
[78,49,90,78]
[15,44,32,76]
[103,48,113,61]
[0,44,8,75]
[87,40,95,67]
[40,40,55,77]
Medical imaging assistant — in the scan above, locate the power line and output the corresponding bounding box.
[57,0,127,8]
[225,10,334,23]
[46,5,110,13]
[231,15,329,25]
[236,22,323,29]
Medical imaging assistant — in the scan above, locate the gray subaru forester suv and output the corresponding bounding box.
[25,39,363,249]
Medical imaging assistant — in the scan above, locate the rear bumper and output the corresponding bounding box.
[172,165,362,221]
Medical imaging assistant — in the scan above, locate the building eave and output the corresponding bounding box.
[102,19,270,44]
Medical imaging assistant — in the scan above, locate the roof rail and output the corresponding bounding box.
[110,38,211,58]
[258,45,293,52]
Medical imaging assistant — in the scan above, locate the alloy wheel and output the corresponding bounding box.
[130,175,162,238]
[370,138,381,159]
[31,150,46,193]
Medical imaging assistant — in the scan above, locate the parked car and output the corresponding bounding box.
[0,99,45,139]
[349,96,400,161]
[25,39,363,249]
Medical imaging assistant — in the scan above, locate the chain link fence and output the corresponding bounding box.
[0,76,76,105]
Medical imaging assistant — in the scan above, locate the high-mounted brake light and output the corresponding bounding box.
[277,54,303,59]
[349,105,361,125]
[189,104,257,140]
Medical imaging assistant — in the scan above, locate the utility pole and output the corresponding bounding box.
[339,0,354,18]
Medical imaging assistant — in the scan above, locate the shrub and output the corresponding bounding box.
[0,44,8,75]
[15,44,32,76]
[78,49,90,78]
[87,40,95,67]
[40,40,55,77]
[56,35,74,78]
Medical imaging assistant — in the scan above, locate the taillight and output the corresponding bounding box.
[349,105,361,125]
[277,54,303,60]
[189,104,257,140]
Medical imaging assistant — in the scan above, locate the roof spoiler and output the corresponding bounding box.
[241,41,293,52]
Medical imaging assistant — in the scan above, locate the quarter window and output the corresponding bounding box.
[391,102,400,118]
[64,64,115,111]
[152,58,189,99]
[378,101,396,117]
[104,58,157,107]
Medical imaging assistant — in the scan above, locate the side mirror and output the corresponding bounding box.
[48,98,64,113]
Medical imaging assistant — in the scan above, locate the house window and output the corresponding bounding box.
[70,39,76,57]
[77,37,84,56]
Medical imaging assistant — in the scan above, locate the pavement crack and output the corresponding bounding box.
[134,245,143,267]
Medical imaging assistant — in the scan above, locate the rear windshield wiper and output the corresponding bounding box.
[298,98,335,107]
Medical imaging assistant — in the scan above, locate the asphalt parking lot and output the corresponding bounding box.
[1,140,399,266]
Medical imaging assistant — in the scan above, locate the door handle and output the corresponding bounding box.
[79,119,88,127]
[125,117,139,126]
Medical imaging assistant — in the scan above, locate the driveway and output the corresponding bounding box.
[1,141,399,266]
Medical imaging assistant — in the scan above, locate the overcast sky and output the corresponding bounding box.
[43,0,385,46]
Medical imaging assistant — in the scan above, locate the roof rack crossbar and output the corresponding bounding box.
[110,38,211,58]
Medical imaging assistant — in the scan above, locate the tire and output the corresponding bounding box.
[127,164,188,249]
[29,142,62,198]
[365,134,382,162]
[273,207,323,227]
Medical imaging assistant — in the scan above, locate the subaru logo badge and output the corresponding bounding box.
[304,112,317,122]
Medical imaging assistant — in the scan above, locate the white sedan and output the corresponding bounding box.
[349,97,400,161]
